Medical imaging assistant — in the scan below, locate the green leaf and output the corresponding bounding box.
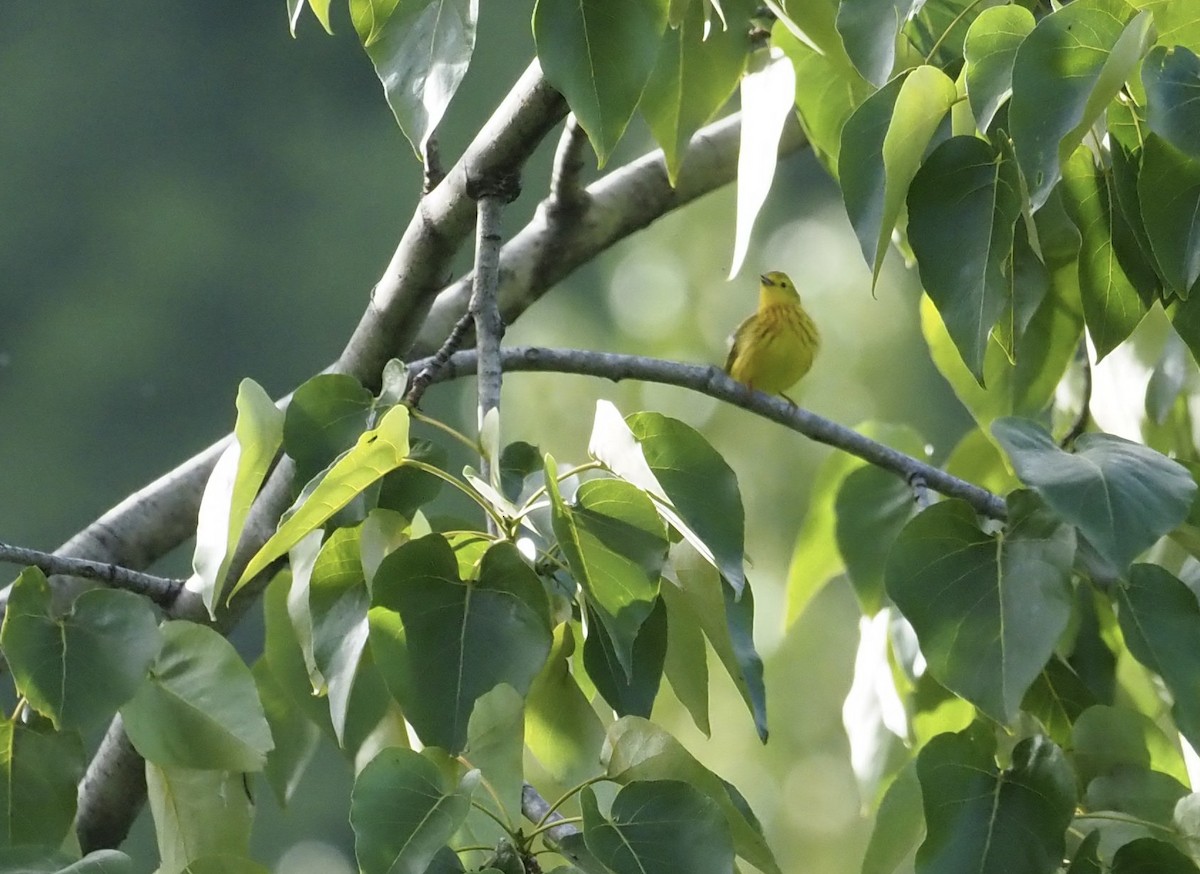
[546,465,666,676]
[963,5,1035,133]
[1021,658,1098,747]
[1111,837,1200,873]
[498,440,542,503]
[1009,0,1152,210]
[992,417,1197,569]
[193,378,284,615]
[1084,766,1189,824]
[787,423,927,624]
[1130,0,1200,54]
[121,621,273,771]
[640,0,747,185]
[670,547,767,740]
[1144,45,1200,158]
[915,728,1075,874]
[252,659,320,808]
[841,66,958,286]
[465,684,525,826]
[235,404,410,594]
[728,50,796,278]
[1117,564,1200,754]
[533,0,669,165]
[581,781,733,874]
[773,18,871,174]
[350,747,478,874]
[0,718,85,848]
[908,136,1023,382]
[146,764,253,873]
[604,717,780,874]
[1108,98,1166,293]
[1,568,161,731]
[307,525,371,743]
[584,597,667,718]
[861,762,924,874]
[1139,133,1200,298]
[1072,704,1189,787]
[660,580,710,736]
[369,536,551,753]
[525,623,606,785]
[1061,145,1149,359]
[904,0,990,72]
[835,0,916,87]
[356,0,479,157]
[885,493,1075,722]
[590,403,746,595]
[283,373,373,487]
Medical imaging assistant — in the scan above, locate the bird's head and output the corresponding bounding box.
[759,271,800,304]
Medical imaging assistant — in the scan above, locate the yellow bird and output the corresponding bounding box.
[724,271,819,396]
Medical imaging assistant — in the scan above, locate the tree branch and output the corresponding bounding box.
[521,782,579,846]
[0,542,183,607]
[408,111,807,358]
[414,346,1009,521]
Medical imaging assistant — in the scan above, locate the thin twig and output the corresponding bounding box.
[404,311,474,407]
[1061,340,1092,449]
[413,346,1010,521]
[0,541,183,607]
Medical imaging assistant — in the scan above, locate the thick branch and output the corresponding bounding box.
[415,347,1009,520]
[469,191,511,487]
[409,111,806,358]
[521,782,579,846]
[335,61,567,387]
[0,542,183,607]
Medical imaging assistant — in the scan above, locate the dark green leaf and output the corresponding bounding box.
[641,0,748,184]
[146,764,253,872]
[1111,837,1200,873]
[498,441,542,503]
[1117,564,1200,754]
[1021,657,1098,747]
[604,717,780,874]
[915,728,1075,874]
[533,0,670,164]
[1067,831,1102,874]
[1139,133,1200,299]
[369,536,551,753]
[584,597,667,718]
[992,417,1196,569]
[1108,98,1165,293]
[1009,0,1151,209]
[121,621,273,771]
[660,579,710,736]
[1061,145,1148,359]
[351,0,477,157]
[350,747,478,874]
[963,6,1036,133]
[284,373,373,486]
[546,466,666,676]
[590,404,746,595]
[1,568,161,731]
[1143,44,1200,158]
[0,718,85,848]
[840,66,958,285]
[581,781,733,874]
[886,493,1075,722]
[908,136,1022,381]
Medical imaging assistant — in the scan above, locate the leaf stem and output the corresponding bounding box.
[400,459,508,531]
[515,460,604,519]
[536,775,608,829]
[410,408,479,454]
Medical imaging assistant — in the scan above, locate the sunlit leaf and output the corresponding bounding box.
[1139,133,1200,299]
[146,764,253,873]
[0,718,85,848]
[962,5,1035,133]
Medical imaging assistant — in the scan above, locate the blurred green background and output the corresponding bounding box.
[0,3,971,872]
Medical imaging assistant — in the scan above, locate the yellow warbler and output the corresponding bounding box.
[724,271,819,396]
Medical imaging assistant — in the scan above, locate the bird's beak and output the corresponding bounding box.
[759,274,772,285]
